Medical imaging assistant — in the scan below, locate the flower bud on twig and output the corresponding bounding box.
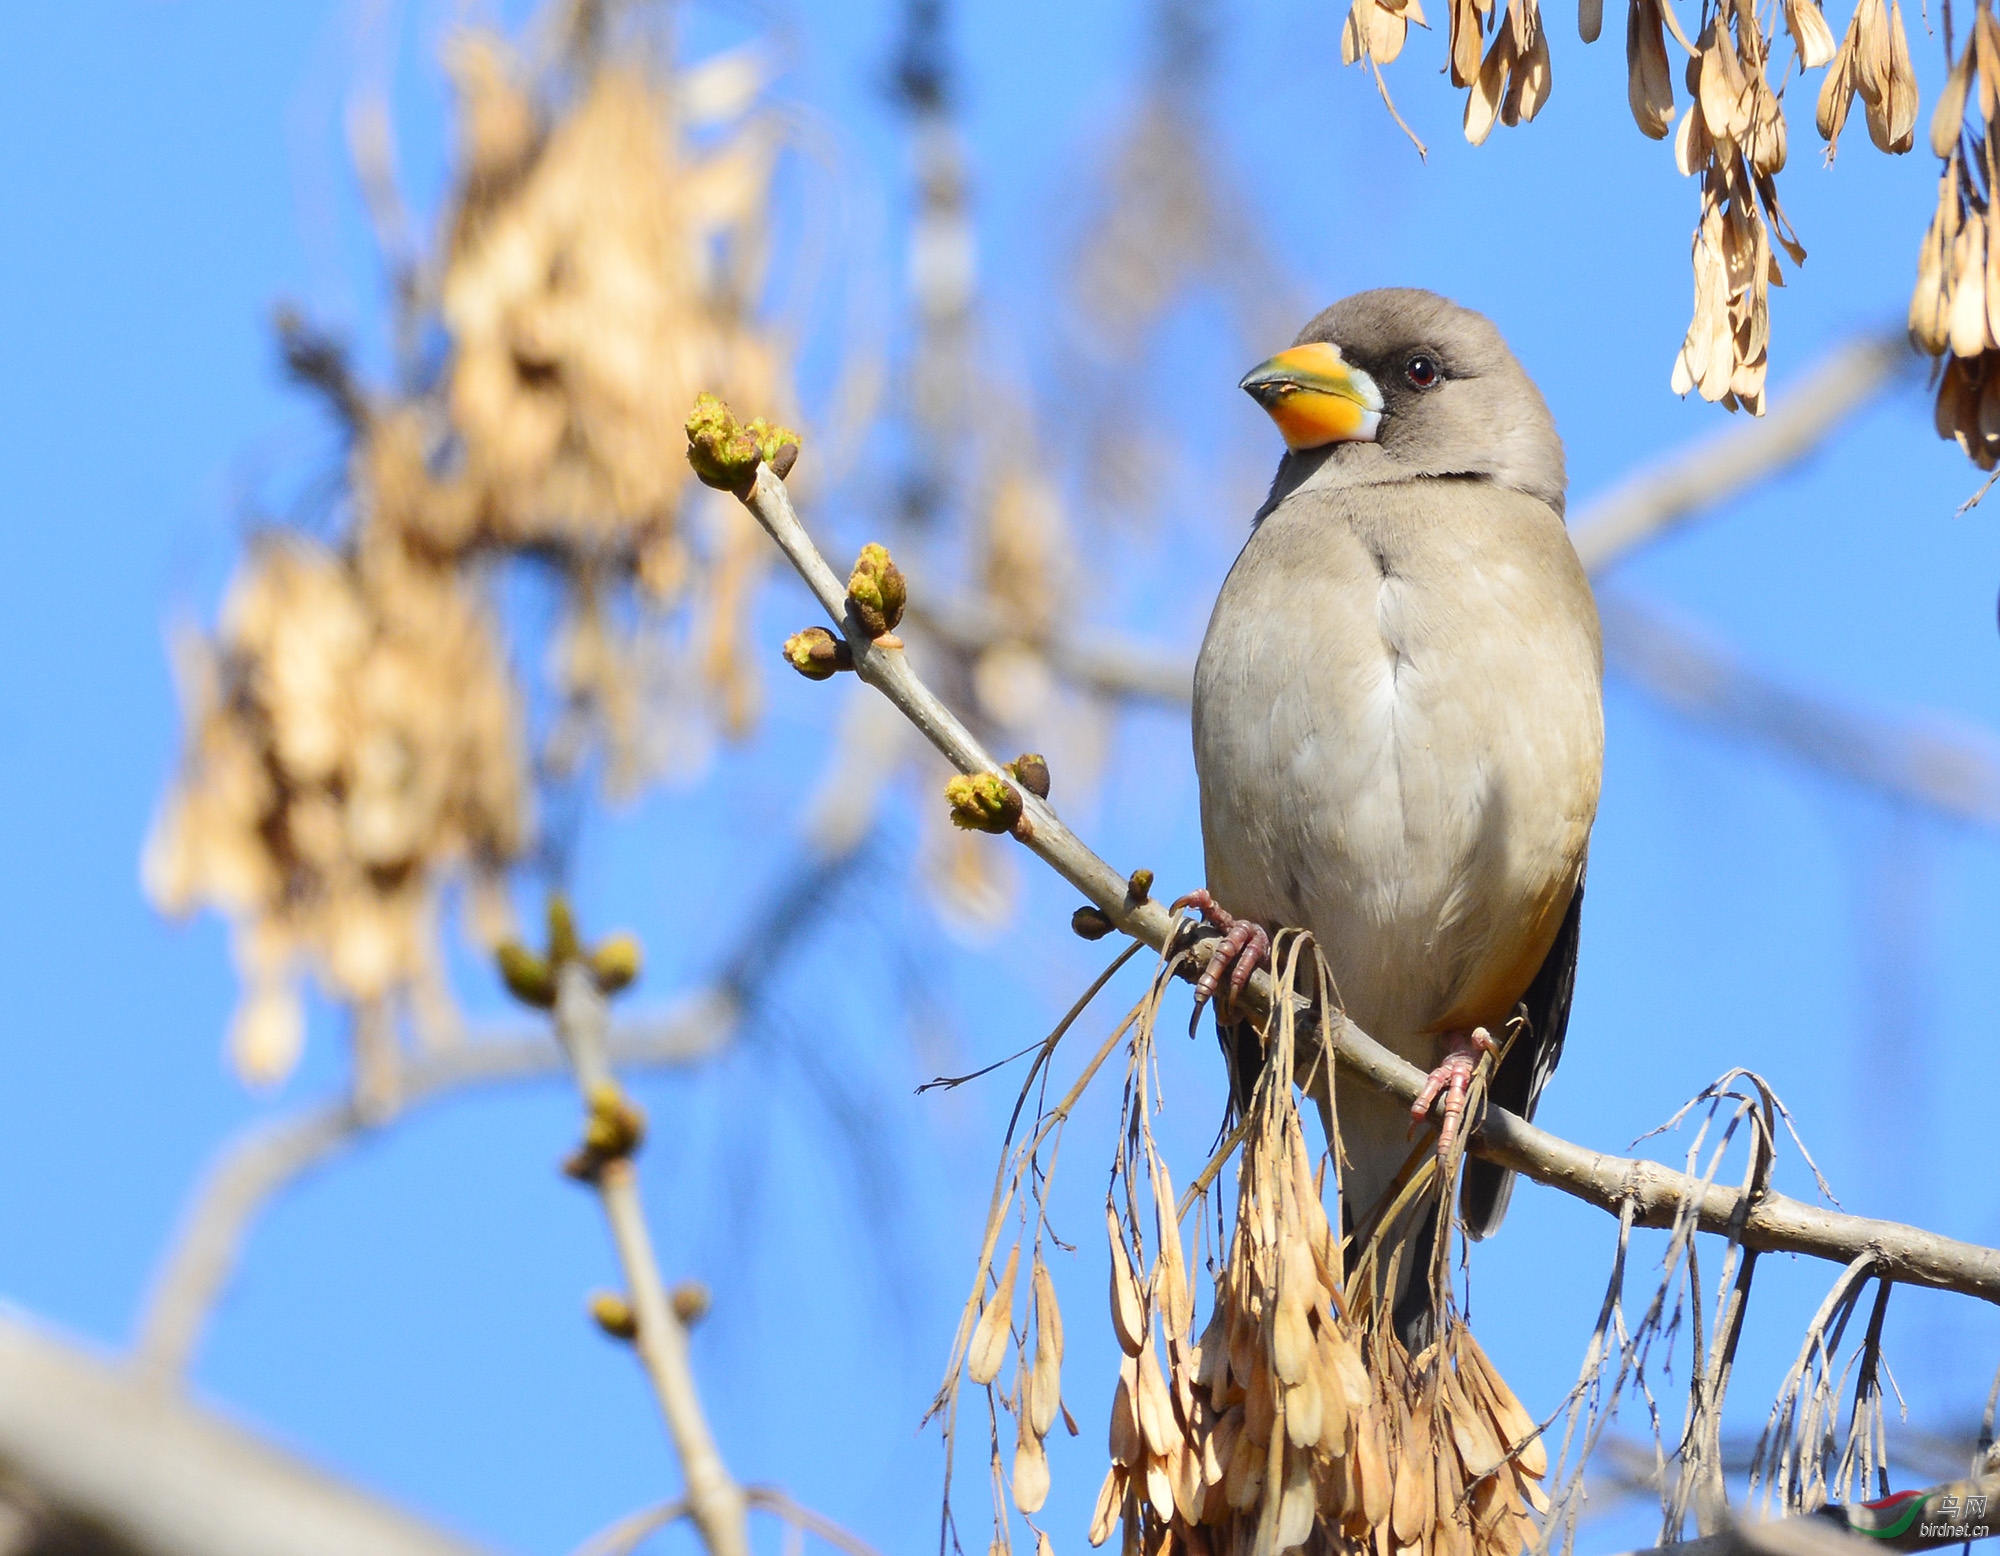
[590,933,642,995]
[671,1281,712,1326]
[846,543,907,637]
[945,772,1024,835]
[782,626,854,680]
[684,393,801,495]
[1007,752,1051,800]
[1072,905,1116,941]
[589,1290,638,1341]
[497,943,556,1008]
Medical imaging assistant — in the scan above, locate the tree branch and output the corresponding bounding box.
[736,459,2000,1306]
[1570,333,1918,576]
[552,961,748,1556]
[1620,1469,2000,1556]
[130,996,739,1386]
[1598,594,2000,827]
[134,842,862,1387]
[0,1312,495,1556]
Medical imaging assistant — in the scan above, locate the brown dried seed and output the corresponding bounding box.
[1137,1344,1182,1456]
[1392,1408,1434,1543]
[1933,46,1971,158]
[1031,1257,1064,1436]
[1978,360,2000,446]
[1038,1530,1057,1556]
[1464,30,1514,144]
[1816,36,1856,143]
[1208,1404,1243,1486]
[1450,0,1485,83]
[1627,0,1676,137]
[1171,1437,1205,1523]
[1272,1301,1314,1388]
[1014,1425,1051,1514]
[1284,1370,1324,1449]
[968,1244,1019,1386]
[1151,1157,1193,1344]
[1950,220,1991,358]
[1224,1426,1265,1510]
[1143,1453,1175,1519]
[1245,1352,1277,1444]
[1580,0,1603,44]
[1089,1465,1126,1547]
[1276,1442,1317,1551]
[1459,1331,1544,1476]
[1505,25,1552,124]
[1195,1304,1230,1399]
[1109,1208,1148,1358]
[1112,1357,1143,1465]
[1786,0,1837,67]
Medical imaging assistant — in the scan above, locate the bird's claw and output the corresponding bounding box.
[1170,888,1271,1017]
[1410,1027,1496,1159]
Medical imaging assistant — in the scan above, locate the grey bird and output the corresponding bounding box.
[1180,288,1603,1340]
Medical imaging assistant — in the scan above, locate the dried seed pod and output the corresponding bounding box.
[1224,1426,1265,1510]
[1627,0,1676,137]
[1785,0,1837,67]
[1014,1422,1051,1514]
[1933,46,1971,157]
[1089,1465,1127,1546]
[1137,1344,1182,1457]
[1031,1256,1064,1437]
[1108,1208,1149,1356]
[1111,1358,1143,1465]
[1150,1157,1192,1344]
[1275,1444,1316,1551]
[968,1243,1019,1385]
[1283,1371,1324,1449]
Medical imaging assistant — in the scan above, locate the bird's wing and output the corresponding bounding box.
[1458,872,1584,1240]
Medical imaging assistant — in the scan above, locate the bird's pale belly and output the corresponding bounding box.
[1195,575,1592,1065]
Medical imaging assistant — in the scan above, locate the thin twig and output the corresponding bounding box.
[554,961,748,1556]
[1570,333,1917,575]
[133,845,861,1384]
[738,461,2000,1306]
[130,996,737,1384]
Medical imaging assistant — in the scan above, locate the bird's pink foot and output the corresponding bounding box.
[1170,888,1271,1016]
[1410,1027,1497,1158]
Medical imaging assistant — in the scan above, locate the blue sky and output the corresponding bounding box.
[0,3,1997,1555]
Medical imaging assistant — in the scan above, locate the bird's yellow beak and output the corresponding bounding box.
[1240,343,1383,450]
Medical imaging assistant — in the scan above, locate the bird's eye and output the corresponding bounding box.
[1405,355,1442,389]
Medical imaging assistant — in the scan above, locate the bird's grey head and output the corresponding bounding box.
[1240,288,1568,517]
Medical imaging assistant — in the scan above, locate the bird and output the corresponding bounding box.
[1180,287,1603,1343]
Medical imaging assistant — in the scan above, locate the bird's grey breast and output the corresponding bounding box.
[1191,478,1602,1049]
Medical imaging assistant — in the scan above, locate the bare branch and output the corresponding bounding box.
[1599,594,2000,827]
[135,841,861,1386]
[0,1312,495,1556]
[131,996,738,1386]
[1571,334,1918,576]
[738,462,2000,1306]
[552,962,747,1556]
[1619,1469,2000,1556]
